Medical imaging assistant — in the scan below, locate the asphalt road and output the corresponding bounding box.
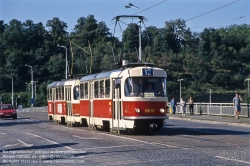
[0,112,249,166]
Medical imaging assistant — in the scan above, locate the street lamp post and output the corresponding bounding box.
[34,81,38,100]
[125,3,142,62]
[246,79,250,118]
[177,79,183,101]
[246,79,250,95]
[57,44,68,79]
[25,64,34,107]
[7,76,14,105]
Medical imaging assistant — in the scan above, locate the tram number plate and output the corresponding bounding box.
[142,68,153,76]
[145,109,155,113]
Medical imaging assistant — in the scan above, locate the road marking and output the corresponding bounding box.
[150,142,189,149]
[101,133,149,143]
[3,139,33,148]
[215,156,250,164]
[3,143,20,148]
[0,133,7,134]
[100,133,185,149]
[72,135,103,139]
[61,126,88,132]
[17,139,33,147]
[23,132,75,150]
[79,144,145,150]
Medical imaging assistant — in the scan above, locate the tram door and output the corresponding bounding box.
[65,86,72,123]
[112,79,121,129]
[89,82,94,126]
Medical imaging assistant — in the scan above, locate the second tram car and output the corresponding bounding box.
[47,61,168,133]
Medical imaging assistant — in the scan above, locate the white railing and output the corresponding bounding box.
[18,106,48,112]
[169,103,250,118]
[20,104,250,118]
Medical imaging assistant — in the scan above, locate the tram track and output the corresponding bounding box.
[16,112,250,152]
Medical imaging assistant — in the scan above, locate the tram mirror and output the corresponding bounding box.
[114,82,120,89]
[114,78,121,89]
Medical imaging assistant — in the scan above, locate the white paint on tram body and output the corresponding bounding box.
[23,132,75,150]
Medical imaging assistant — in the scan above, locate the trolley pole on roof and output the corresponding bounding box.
[125,3,142,62]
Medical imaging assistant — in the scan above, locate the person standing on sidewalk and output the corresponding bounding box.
[170,97,177,116]
[188,96,194,115]
[233,93,242,119]
[180,97,186,117]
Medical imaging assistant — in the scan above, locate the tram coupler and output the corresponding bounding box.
[149,123,157,133]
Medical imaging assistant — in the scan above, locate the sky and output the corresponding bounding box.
[0,0,250,38]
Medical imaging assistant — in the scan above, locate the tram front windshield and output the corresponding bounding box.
[124,77,166,97]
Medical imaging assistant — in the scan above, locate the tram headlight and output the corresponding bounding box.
[135,108,140,113]
[160,108,165,113]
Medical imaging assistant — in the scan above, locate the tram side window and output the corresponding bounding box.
[94,81,99,98]
[80,83,84,99]
[61,87,64,100]
[56,88,59,100]
[74,85,79,100]
[85,83,88,99]
[100,80,104,98]
[59,87,62,100]
[47,89,52,101]
[105,79,110,98]
[57,87,63,100]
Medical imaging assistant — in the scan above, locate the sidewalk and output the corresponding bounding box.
[169,114,250,128]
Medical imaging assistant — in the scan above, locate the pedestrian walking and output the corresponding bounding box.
[170,97,177,116]
[233,93,242,119]
[180,97,186,117]
[188,96,194,115]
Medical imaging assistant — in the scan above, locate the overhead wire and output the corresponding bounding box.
[185,0,241,22]
[2,0,248,93]
[190,15,250,29]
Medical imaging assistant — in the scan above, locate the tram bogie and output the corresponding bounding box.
[47,62,168,134]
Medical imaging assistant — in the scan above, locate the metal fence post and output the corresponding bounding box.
[248,101,249,118]
[220,104,222,116]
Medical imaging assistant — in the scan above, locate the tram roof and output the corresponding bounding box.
[47,81,58,89]
[80,69,121,82]
[47,79,69,88]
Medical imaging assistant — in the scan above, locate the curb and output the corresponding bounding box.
[169,116,250,128]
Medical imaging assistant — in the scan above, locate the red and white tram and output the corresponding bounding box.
[47,61,168,133]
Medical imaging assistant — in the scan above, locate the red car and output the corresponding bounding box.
[0,104,17,119]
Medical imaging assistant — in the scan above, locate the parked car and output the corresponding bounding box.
[0,104,17,119]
